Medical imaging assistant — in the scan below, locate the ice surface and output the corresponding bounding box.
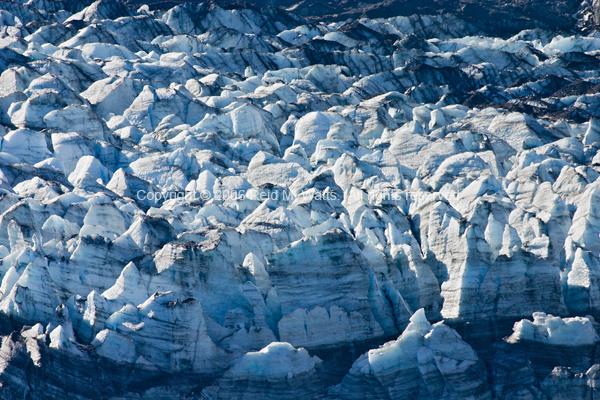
[0,1,600,398]
[508,313,599,346]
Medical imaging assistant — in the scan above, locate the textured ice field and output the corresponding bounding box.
[2,0,600,399]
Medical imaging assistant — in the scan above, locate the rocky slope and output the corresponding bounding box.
[1,0,600,398]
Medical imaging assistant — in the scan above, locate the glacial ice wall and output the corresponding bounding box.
[1,0,600,399]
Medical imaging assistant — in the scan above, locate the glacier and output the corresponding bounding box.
[1,0,600,398]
